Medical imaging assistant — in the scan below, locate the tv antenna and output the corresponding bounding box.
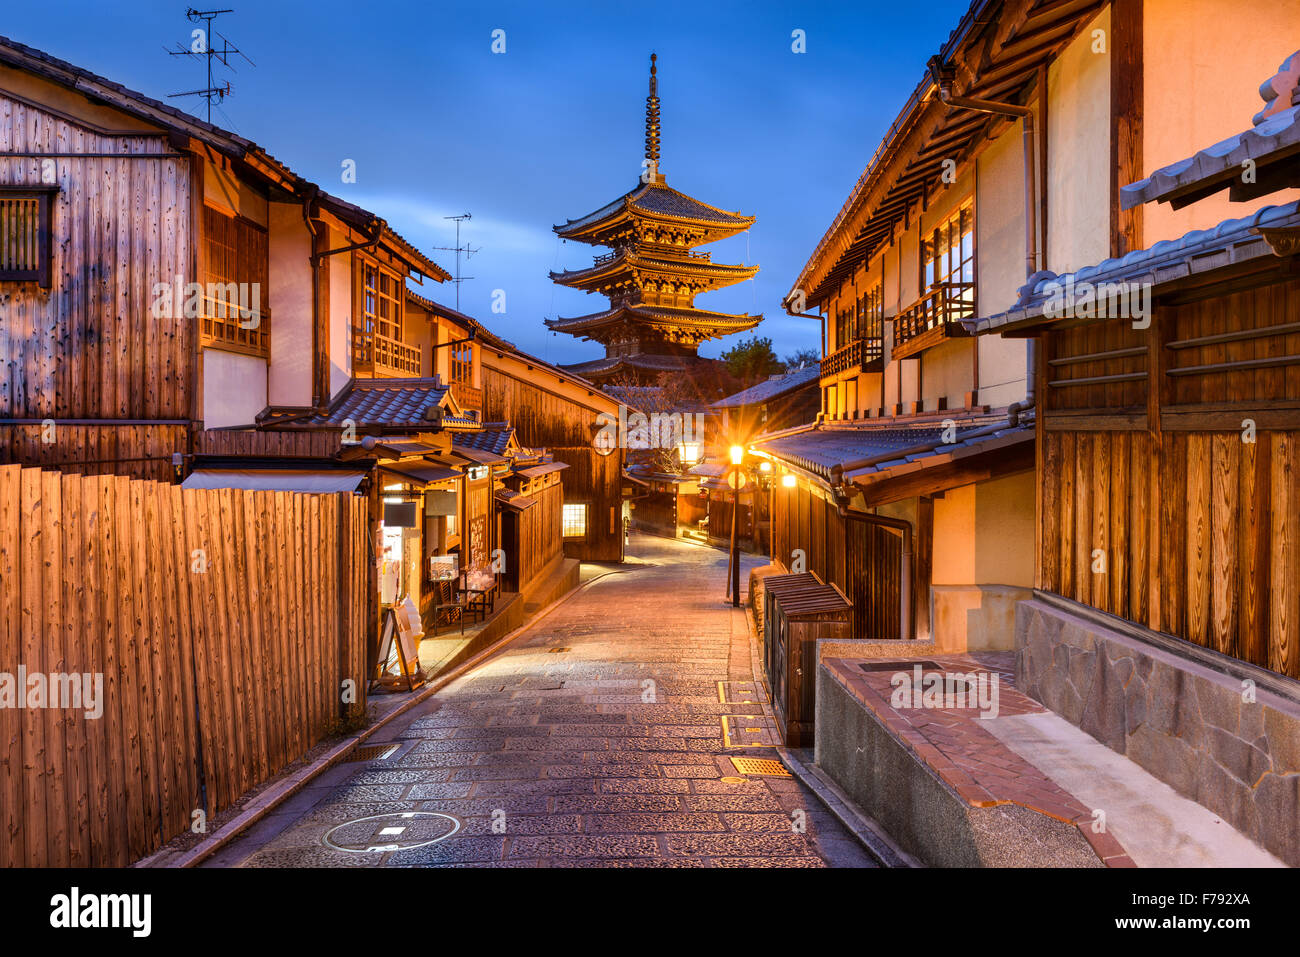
[429,213,480,312]
[166,8,255,124]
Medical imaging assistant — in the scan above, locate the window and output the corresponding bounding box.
[450,340,473,385]
[562,503,588,539]
[858,283,883,341]
[920,199,975,301]
[0,187,57,288]
[201,206,270,356]
[362,262,403,341]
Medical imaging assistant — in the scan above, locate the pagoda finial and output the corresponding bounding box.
[645,52,662,178]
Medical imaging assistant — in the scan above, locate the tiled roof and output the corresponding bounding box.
[549,250,758,286]
[555,181,754,235]
[712,366,820,409]
[559,353,699,377]
[546,302,760,334]
[453,425,514,456]
[301,378,450,429]
[754,414,1033,484]
[972,201,1300,334]
[1121,105,1300,209]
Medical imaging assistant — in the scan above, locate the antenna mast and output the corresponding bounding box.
[429,213,479,312]
[167,7,254,124]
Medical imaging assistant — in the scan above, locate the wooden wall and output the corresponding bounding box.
[0,464,369,867]
[0,423,185,482]
[771,480,904,641]
[481,361,623,562]
[1039,278,1300,677]
[195,429,342,458]
[0,94,195,422]
[512,480,563,593]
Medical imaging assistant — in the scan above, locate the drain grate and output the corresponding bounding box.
[858,660,946,673]
[548,647,572,654]
[347,742,398,763]
[731,756,791,777]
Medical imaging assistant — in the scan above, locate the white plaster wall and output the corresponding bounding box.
[1047,6,1111,274]
[202,349,268,428]
[267,202,312,408]
[328,227,354,400]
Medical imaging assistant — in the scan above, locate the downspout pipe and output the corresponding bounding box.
[928,55,1039,412]
[784,297,831,424]
[829,483,913,641]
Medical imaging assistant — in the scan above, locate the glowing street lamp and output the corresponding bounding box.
[727,446,745,606]
[782,473,797,488]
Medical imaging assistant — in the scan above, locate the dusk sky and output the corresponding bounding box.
[5,0,971,366]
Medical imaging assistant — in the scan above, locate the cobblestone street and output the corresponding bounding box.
[217,534,877,868]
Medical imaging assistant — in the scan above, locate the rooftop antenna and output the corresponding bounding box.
[429,213,479,311]
[166,8,254,124]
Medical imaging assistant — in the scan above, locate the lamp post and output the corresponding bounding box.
[728,445,743,607]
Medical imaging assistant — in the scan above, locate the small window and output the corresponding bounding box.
[0,187,57,288]
[562,503,588,539]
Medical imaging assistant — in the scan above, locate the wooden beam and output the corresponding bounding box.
[1111,0,1144,258]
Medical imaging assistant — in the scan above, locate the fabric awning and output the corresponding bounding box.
[180,468,367,493]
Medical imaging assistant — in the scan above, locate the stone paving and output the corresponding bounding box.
[225,534,877,868]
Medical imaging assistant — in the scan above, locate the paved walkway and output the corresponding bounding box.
[213,533,876,868]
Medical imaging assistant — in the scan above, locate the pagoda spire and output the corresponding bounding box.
[645,53,662,180]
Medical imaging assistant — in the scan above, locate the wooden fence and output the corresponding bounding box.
[0,464,370,867]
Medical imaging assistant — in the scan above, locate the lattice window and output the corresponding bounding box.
[858,283,883,341]
[450,340,474,385]
[0,188,56,287]
[363,262,403,341]
[201,205,270,357]
[562,503,588,539]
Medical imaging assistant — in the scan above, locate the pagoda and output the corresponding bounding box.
[546,54,761,385]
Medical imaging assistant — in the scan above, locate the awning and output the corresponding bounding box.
[453,446,509,465]
[494,489,537,511]
[181,468,367,493]
[379,462,461,486]
[515,461,568,479]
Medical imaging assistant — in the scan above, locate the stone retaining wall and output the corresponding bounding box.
[1016,597,1300,866]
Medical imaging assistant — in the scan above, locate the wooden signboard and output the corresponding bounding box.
[372,605,424,693]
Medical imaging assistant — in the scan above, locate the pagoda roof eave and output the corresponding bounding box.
[548,252,759,290]
[554,181,755,243]
[545,303,762,336]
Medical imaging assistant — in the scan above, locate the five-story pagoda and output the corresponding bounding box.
[546,54,760,385]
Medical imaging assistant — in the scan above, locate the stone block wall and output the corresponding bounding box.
[1017,598,1300,866]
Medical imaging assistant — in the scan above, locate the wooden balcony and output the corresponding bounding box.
[891,282,976,361]
[448,381,483,413]
[820,336,884,379]
[353,329,421,377]
[199,296,271,359]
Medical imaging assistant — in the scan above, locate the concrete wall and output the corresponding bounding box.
[1046,6,1111,274]
[1141,0,1300,246]
[267,202,312,408]
[202,349,267,428]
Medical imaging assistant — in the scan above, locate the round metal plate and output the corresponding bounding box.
[323,811,461,854]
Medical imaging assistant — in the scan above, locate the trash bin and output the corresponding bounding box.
[762,572,852,746]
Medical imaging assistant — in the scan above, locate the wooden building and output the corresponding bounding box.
[968,31,1300,864]
[0,35,450,478]
[546,55,760,385]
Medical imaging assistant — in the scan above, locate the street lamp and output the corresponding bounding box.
[728,445,744,607]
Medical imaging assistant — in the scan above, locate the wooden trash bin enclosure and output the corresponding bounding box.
[762,572,852,746]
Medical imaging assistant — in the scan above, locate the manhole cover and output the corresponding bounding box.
[323,812,461,853]
[731,757,791,777]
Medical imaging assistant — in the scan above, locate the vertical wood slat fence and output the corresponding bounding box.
[0,464,370,867]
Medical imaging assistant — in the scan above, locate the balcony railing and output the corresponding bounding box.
[891,282,975,360]
[449,381,483,413]
[820,336,884,378]
[353,329,421,377]
[199,296,271,359]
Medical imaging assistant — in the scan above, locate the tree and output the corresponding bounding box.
[720,335,783,385]
[784,348,820,370]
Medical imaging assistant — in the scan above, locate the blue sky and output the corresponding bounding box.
[6,0,971,366]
